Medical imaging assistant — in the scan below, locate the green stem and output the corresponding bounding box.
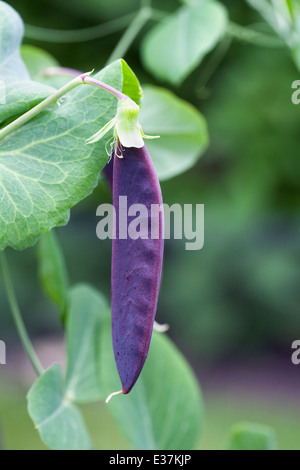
[24,12,136,43]
[197,37,232,91]
[226,21,284,47]
[106,6,153,64]
[0,73,89,142]
[0,72,131,142]
[41,68,129,101]
[0,252,43,377]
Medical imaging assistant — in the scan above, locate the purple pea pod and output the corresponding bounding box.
[112,144,164,394]
[103,155,114,190]
[86,95,162,397]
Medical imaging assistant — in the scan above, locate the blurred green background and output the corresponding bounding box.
[1,0,300,450]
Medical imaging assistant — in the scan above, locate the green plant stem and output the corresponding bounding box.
[24,12,136,43]
[106,6,153,64]
[0,73,88,142]
[197,37,232,91]
[0,72,128,142]
[0,252,43,377]
[24,6,166,44]
[226,21,284,47]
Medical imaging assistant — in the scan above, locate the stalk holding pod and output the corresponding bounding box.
[87,94,163,396]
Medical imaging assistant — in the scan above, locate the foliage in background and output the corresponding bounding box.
[225,422,277,450]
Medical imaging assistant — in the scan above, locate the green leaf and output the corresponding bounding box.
[0,61,125,252]
[0,1,29,82]
[246,0,300,70]
[21,44,65,84]
[0,5,58,126]
[27,364,93,450]
[37,230,69,316]
[121,59,142,106]
[21,45,71,89]
[101,320,203,450]
[141,1,228,85]
[21,45,59,81]
[225,422,277,451]
[65,284,110,403]
[0,80,56,126]
[286,0,294,18]
[0,12,60,124]
[140,86,209,180]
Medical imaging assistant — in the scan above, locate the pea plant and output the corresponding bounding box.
[0,1,206,451]
[0,0,296,450]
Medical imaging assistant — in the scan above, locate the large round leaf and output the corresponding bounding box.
[27,364,92,450]
[101,320,203,450]
[0,62,123,252]
[140,86,209,181]
[141,1,228,85]
[0,1,29,82]
[225,422,277,451]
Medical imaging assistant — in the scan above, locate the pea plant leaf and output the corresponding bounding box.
[21,45,59,82]
[225,422,277,451]
[246,0,300,70]
[0,1,29,82]
[0,60,134,253]
[140,86,209,180]
[37,230,69,317]
[101,320,203,450]
[0,3,59,126]
[27,364,93,450]
[28,286,110,449]
[0,3,142,253]
[121,59,143,106]
[141,1,228,85]
[0,3,59,127]
[0,80,56,126]
[21,45,74,89]
[65,284,110,403]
